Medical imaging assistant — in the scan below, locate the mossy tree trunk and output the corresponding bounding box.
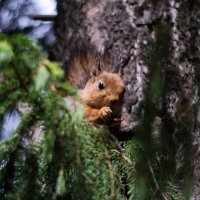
[54,0,200,198]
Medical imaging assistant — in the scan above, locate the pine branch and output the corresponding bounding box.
[10,61,28,92]
[111,149,132,165]
[147,157,168,200]
[99,136,115,200]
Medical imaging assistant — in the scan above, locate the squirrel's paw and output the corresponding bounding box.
[99,106,112,121]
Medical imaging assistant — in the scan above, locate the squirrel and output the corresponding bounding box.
[65,46,125,129]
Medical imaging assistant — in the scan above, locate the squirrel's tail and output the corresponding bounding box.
[65,44,113,89]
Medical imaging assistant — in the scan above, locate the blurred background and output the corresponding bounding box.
[0,0,56,55]
[0,0,56,141]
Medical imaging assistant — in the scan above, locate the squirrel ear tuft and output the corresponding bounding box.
[91,67,97,76]
[97,62,101,72]
[91,63,101,77]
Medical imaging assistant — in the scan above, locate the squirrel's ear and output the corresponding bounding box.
[91,68,97,76]
[97,62,101,72]
[91,63,101,77]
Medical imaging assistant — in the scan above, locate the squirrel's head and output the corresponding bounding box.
[80,64,125,117]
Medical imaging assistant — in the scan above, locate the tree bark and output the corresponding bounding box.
[54,0,200,198]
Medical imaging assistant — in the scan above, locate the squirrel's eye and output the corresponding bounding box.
[98,81,105,90]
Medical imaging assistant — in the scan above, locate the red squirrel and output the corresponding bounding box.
[66,47,125,128]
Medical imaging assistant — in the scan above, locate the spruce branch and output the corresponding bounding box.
[147,157,168,200]
[0,111,36,161]
[111,149,132,165]
[99,136,115,200]
[10,61,28,93]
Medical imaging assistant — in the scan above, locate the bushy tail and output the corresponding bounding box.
[65,44,113,89]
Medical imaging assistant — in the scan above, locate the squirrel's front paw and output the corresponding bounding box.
[99,106,112,121]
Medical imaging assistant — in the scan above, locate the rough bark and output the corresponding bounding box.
[54,0,200,198]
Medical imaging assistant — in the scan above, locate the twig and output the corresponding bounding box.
[111,149,132,165]
[147,158,168,200]
[25,14,56,21]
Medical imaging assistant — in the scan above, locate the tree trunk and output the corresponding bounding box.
[54,0,200,198]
